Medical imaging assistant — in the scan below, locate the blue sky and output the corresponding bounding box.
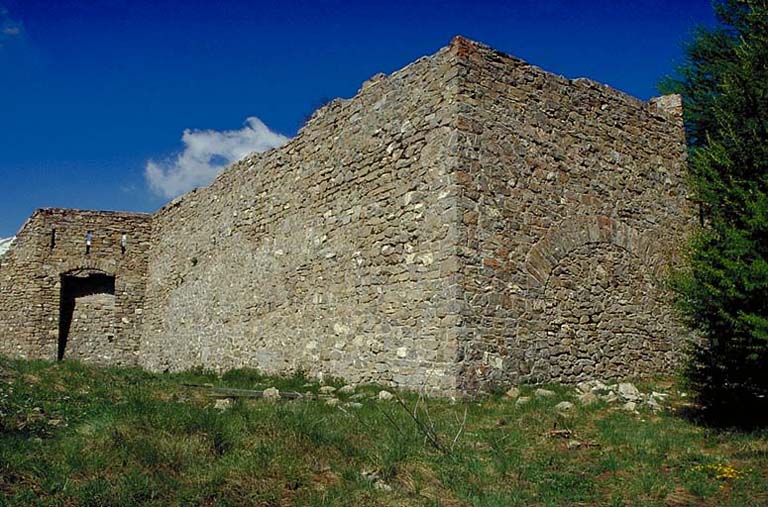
[0,0,717,237]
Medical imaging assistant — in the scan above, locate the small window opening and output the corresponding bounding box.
[85,231,93,255]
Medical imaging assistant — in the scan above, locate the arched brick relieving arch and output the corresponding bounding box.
[523,215,662,287]
[56,259,117,278]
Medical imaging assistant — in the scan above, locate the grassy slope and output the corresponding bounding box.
[0,358,766,507]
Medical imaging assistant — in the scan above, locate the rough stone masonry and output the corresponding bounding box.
[0,37,694,394]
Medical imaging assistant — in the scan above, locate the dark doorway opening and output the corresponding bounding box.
[58,272,116,361]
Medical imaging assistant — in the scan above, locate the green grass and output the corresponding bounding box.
[0,358,766,506]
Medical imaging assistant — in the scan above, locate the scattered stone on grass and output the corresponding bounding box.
[535,388,556,398]
[578,391,598,406]
[647,397,662,412]
[378,390,394,401]
[555,401,575,414]
[618,382,642,402]
[623,401,638,413]
[214,398,233,411]
[515,396,531,406]
[361,470,392,492]
[338,384,356,394]
[505,386,520,399]
[573,380,669,412]
[576,379,608,394]
[319,386,337,395]
[263,387,280,401]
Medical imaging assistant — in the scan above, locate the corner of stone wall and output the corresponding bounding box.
[649,94,685,141]
[443,38,695,393]
[649,94,683,118]
[441,37,505,396]
[137,41,479,397]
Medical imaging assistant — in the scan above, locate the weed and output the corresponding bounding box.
[0,357,766,506]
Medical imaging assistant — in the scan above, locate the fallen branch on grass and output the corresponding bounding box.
[546,429,573,439]
[181,383,303,400]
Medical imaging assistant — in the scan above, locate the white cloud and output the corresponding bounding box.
[0,7,22,43]
[145,117,289,199]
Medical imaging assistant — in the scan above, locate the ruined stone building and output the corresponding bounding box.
[0,37,693,394]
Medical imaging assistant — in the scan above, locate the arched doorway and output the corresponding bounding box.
[58,269,116,361]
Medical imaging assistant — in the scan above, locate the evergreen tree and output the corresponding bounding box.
[661,0,768,424]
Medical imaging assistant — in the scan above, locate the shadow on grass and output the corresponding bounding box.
[674,391,768,432]
[675,342,768,432]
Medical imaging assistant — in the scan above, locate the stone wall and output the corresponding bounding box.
[63,292,116,362]
[449,38,694,390]
[138,45,465,392]
[59,272,117,364]
[0,209,152,365]
[0,37,694,394]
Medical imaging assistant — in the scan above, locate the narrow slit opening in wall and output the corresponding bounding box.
[58,271,116,361]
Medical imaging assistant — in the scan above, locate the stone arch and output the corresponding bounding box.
[518,216,678,383]
[57,260,116,279]
[523,215,659,287]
